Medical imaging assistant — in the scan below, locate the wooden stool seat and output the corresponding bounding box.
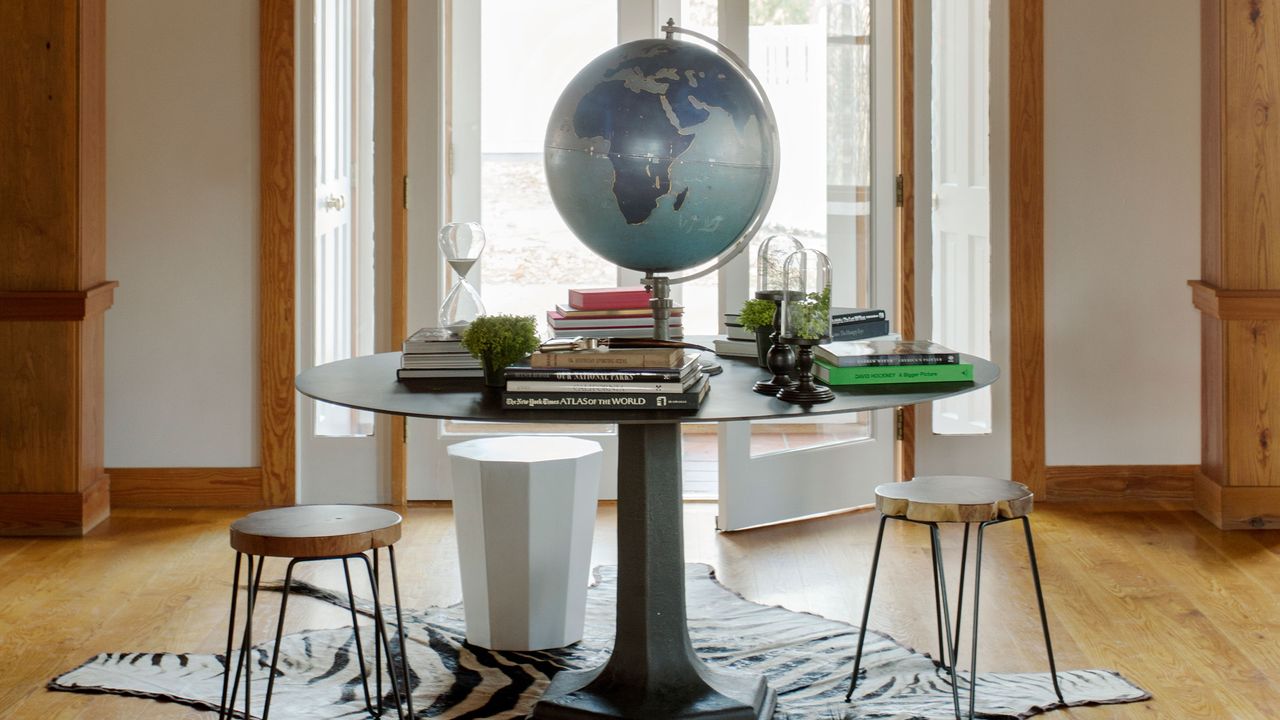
[229,504,402,558]
[874,475,1033,523]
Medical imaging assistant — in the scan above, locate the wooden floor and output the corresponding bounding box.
[2,502,1279,718]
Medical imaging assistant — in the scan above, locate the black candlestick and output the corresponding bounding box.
[776,339,834,404]
[752,294,796,395]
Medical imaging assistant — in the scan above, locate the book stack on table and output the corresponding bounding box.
[548,286,683,339]
[814,340,972,386]
[397,328,482,380]
[712,312,756,358]
[502,347,709,411]
[713,306,895,359]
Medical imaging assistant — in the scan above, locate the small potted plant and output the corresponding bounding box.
[738,297,777,368]
[461,314,541,387]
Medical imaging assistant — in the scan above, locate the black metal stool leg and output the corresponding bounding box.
[388,544,415,719]
[845,514,889,702]
[373,550,384,715]
[227,554,263,718]
[967,522,994,720]
[928,524,962,720]
[357,552,406,719]
[260,558,300,720]
[218,552,243,720]
[953,522,970,686]
[1022,516,1066,705]
[343,556,377,715]
[929,528,947,671]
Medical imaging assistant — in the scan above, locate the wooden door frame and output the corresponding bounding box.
[895,0,916,483]
[897,0,1045,494]
[260,0,297,506]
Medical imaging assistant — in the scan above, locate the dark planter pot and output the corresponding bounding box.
[483,364,506,388]
[754,328,772,368]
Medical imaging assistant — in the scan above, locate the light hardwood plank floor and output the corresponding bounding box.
[1,503,1277,718]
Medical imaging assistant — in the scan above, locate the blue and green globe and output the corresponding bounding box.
[544,38,777,274]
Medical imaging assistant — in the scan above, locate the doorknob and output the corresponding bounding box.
[324,194,346,211]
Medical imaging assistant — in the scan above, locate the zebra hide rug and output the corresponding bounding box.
[51,564,1148,719]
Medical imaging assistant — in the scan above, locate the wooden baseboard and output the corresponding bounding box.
[0,473,110,536]
[109,467,265,508]
[1194,471,1280,529]
[1044,465,1197,507]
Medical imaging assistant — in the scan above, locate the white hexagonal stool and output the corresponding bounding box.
[447,435,603,651]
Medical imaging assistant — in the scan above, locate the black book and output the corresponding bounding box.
[831,307,887,325]
[503,375,710,411]
[503,354,699,383]
[830,319,891,342]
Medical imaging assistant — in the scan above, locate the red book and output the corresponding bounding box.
[568,286,652,311]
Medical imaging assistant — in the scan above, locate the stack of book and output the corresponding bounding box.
[502,346,709,410]
[548,286,683,339]
[830,307,890,341]
[397,328,483,380]
[712,312,757,358]
[813,340,972,386]
[713,305,894,359]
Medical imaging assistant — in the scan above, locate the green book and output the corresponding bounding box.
[814,359,974,385]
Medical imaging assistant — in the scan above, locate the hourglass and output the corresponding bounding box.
[439,222,486,332]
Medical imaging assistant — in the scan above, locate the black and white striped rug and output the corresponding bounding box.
[51,564,1147,719]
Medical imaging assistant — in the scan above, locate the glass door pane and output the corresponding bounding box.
[748,0,873,457]
[313,0,374,438]
[476,0,619,336]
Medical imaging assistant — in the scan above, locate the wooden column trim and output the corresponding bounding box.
[0,473,109,536]
[895,0,916,483]
[390,0,408,507]
[0,281,117,321]
[260,0,296,506]
[1009,0,1046,496]
[1189,280,1280,319]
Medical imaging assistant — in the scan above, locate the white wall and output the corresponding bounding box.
[104,0,260,467]
[1044,0,1200,465]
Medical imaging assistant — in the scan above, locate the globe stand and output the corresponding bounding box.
[645,275,722,375]
[752,291,796,395]
[776,339,834,404]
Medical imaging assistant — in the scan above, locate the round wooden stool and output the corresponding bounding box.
[218,505,414,720]
[845,476,1065,719]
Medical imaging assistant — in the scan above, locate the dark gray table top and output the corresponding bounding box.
[296,350,998,425]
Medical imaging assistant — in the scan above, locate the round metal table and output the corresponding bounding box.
[297,351,998,720]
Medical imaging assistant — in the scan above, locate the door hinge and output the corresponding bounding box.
[402,175,410,210]
[895,407,904,441]
[895,174,904,207]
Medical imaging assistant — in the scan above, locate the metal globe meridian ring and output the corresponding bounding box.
[544,27,779,280]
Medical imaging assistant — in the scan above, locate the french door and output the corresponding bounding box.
[914,0,1009,478]
[715,0,898,531]
[298,0,388,503]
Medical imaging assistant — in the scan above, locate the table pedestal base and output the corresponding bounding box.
[531,423,775,720]
[534,658,775,719]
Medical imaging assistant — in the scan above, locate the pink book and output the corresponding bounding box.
[567,286,653,311]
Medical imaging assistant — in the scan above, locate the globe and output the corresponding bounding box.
[545,37,777,275]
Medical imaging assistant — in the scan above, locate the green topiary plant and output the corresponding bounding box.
[460,314,541,386]
[738,298,776,333]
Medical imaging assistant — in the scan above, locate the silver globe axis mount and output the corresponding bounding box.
[642,20,782,375]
